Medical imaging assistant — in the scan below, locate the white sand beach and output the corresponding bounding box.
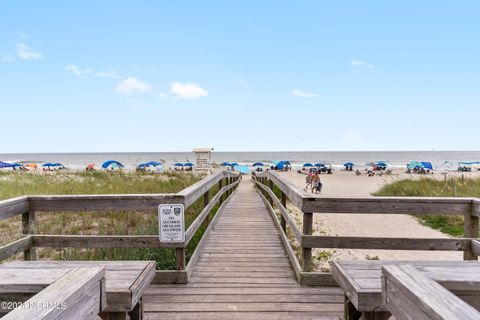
[278,169,480,271]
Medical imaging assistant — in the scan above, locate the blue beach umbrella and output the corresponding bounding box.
[184,162,194,167]
[221,162,231,166]
[42,163,55,167]
[0,161,15,168]
[314,163,325,167]
[174,163,184,167]
[101,160,124,169]
[303,163,313,167]
[144,161,162,167]
[230,162,239,167]
[421,162,433,170]
[343,162,354,167]
[252,162,264,167]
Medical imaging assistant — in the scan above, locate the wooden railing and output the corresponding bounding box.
[0,170,241,283]
[253,171,480,285]
[382,264,480,320]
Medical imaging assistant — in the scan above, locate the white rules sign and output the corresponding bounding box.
[158,204,185,243]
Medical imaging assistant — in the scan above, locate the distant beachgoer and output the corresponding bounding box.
[312,172,321,194]
[305,171,313,191]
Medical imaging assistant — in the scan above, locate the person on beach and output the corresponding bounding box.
[312,171,321,194]
[305,171,314,191]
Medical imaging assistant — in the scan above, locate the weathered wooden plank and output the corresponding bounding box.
[144,312,341,320]
[145,294,342,303]
[303,196,472,215]
[255,171,306,211]
[2,267,106,320]
[255,180,302,243]
[300,272,338,287]
[302,235,469,251]
[465,206,480,260]
[144,302,343,312]
[145,285,342,295]
[178,171,232,208]
[28,194,182,212]
[130,261,156,310]
[473,240,480,257]
[0,236,32,261]
[473,199,480,217]
[0,196,29,220]
[382,264,480,320]
[184,178,240,244]
[185,186,237,279]
[153,270,188,284]
[31,235,182,248]
[257,190,302,282]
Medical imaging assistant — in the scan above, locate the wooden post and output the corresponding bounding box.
[280,192,287,232]
[22,211,36,260]
[302,212,313,271]
[464,204,479,260]
[268,179,274,206]
[203,190,210,228]
[176,248,185,270]
[218,179,224,204]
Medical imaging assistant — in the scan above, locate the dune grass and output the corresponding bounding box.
[375,176,480,236]
[0,171,215,269]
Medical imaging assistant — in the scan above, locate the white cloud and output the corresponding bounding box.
[292,89,318,98]
[170,82,208,99]
[17,43,43,60]
[95,70,122,79]
[64,65,92,77]
[351,59,374,69]
[116,77,152,95]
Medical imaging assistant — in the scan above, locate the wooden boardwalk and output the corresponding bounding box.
[144,179,344,320]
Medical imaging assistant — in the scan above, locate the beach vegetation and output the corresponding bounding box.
[0,171,214,269]
[375,177,480,237]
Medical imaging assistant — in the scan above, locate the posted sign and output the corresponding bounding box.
[158,204,185,243]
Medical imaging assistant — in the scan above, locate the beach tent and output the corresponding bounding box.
[459,161,480,166]
[0,161,15,168]
[25,163,37,169]
[420,162,433,170]
[221,162,231,167]
[438,161,455,171]
[252,162,264,167]
[407,161,424,170]
[303,163,313,167]
[101,160,124,170]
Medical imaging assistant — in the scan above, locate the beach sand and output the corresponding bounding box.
[277,169,480,271]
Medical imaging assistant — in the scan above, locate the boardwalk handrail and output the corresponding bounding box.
[253,171,480,285]
[381,264,480,320]
[0,170,241,278]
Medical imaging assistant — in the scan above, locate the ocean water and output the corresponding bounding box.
[1,151,480,170]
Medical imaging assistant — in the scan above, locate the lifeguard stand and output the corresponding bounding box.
[192,148,213,171]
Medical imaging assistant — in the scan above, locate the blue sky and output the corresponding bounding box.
[1,1,479,152]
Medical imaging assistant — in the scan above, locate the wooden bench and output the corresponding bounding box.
[0,261,156,320]
[1,267,106,320]
[382,264,480,320]
[331,260,480,320]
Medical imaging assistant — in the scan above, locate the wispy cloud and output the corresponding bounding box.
[234,80,251,89]
[170,82,208,99]
[64,65,92,77]
[17,43,43,60]
[95,70,122,79]
[116,77,152,95]
[351,59,374,69]
[17,31,28,39]
[292,89,318,98]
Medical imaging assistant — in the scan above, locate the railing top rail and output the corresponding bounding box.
[258,170,476,214]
